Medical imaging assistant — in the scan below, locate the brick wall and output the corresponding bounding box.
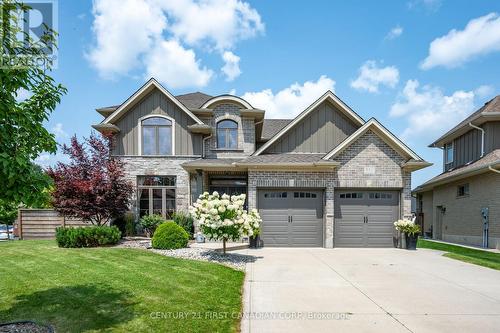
[333,130,411,217]
[430,172,500,249]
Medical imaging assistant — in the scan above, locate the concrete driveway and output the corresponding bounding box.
[237,247,500,333]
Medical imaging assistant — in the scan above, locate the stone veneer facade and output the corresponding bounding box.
[201,103,255,159]
[119,156,197,215]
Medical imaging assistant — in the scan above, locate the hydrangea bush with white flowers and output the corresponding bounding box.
[394,219,421,236]
[189,191,262,253]
[393,219,413,232]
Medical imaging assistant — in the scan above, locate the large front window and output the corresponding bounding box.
[141,116,172,155]
[217,120,238,149]
[138,176,176,219]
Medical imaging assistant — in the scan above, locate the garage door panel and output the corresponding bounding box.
[258,189,323,247]
[335,190,399,248]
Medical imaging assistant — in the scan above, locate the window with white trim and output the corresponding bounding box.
[445,142,453,165]
[217,120,238,149]
[141,116,172,155]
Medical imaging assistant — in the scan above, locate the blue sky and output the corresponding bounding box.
[38,0,500,188]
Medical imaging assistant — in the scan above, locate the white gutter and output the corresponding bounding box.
[489,166,500,174]
[468,123,485,157]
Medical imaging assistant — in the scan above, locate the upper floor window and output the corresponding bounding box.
[141,116,173,155]
[217,120,238,149]
[445,143,453,164]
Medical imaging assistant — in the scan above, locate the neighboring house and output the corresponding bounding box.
[414,96,500,249]
[93,78,430,248]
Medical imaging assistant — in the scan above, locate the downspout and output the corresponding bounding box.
[202,134,212,158]
[468,123,485,157]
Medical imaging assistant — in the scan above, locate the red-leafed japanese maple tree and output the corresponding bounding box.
[47,133,133,226]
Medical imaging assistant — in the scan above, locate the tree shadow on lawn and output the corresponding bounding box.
[0,284,137,332]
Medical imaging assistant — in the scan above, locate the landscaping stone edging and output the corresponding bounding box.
[116,239,255,271]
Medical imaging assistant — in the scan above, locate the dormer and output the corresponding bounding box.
[192,95,265,159]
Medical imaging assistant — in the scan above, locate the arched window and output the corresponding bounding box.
[217,120,238,149]
[141,116,173,155]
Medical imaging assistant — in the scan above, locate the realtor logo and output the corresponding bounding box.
[1,0,58,69]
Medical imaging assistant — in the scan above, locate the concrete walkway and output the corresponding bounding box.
[237,247,500,333]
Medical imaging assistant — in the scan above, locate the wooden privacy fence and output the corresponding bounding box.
[18,209,89,240]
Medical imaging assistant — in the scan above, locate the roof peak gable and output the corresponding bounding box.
[253,90,365,156]
[322,118,423,161]
[102,78,203,125]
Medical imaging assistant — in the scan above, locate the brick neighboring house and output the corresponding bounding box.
[93,78,430,248]
[414,95,500,249]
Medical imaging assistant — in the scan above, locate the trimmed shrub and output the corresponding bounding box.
[152,221,189,250]
[173,211,194,238]
[56,226,121,248]
[139,214,164,237]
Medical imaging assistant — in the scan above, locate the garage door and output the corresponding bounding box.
[258,189,323,247]
[334,190,399,247]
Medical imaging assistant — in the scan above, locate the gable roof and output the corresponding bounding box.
[430,95,500,148]
[322,118,424,161]
[176,92,213,109]
[253,91,365,156]
[102,78,204,125]
[261,119,292,141]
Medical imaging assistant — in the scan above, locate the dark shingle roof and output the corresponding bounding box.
[261,119,292,140]
[417,149,500,190]
[431,95,500,146]
[175,92,213,109]
[239,154,325,164]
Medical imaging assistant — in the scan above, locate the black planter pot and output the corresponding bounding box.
[249,235,261,248]
[406,234,418,250]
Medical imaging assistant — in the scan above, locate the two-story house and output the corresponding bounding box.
[93,78,430,248]
[414,95,500,249]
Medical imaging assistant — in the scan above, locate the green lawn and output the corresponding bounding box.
[418,239,500,270]
[0,241,244,332]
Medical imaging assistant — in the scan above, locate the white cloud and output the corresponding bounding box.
[221,51,241,81]
[87,0,264,87]
[421,13,500,70]
[145,40,213,88]
[241,75,336,119]
[385,25,403,40]
[390,80,476,142]
[87,0,166,78]
[351,61,399,93]
[474,85,495,99]
[159,0,264,50]
[51,123,68,140]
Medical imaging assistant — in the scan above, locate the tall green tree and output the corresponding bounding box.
[0,1,67,211]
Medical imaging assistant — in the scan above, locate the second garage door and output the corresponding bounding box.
[334,190,399,247]
[258,189,323,247]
